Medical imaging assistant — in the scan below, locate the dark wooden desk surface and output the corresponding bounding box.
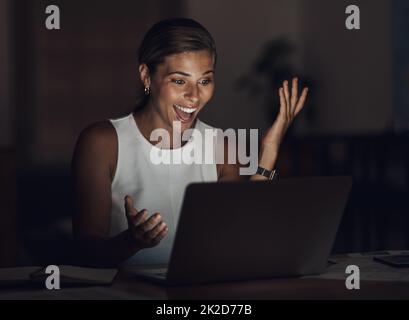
[110,269,409,300]
[1,255,409,300]
[1,271,409,300]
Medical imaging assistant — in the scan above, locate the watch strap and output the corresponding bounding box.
[256,166,277,180]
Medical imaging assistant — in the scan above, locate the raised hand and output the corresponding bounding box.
[124,195,168,249]
[261,77,308,149]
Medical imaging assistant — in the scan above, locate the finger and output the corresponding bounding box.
[294,87,308,116]
[279,87,289,120]
[149,226,168,246]
[127,209,148,237]
[290,77,298,113]
[283,80,290,119]
[283,80,290,104]
[124,195,138,216]
[278,87,286,117]
[133,209,148,227]
[144,221,167,241]
[125,196,143,229]
[138,212,162,233]
[278,87,287,116]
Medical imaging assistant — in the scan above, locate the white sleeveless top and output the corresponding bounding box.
[109,113,218,265]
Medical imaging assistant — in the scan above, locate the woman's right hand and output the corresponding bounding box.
[124,195,168,249]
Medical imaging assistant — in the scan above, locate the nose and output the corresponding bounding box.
[184,84,199,105]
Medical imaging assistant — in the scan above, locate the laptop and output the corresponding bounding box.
[125,176,352,285]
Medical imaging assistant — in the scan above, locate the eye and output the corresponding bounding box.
[172,79,185,85]
[200,79,212,86]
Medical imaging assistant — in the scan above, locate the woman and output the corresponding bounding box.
[71,18,308,267]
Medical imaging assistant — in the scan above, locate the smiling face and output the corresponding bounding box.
[140,50,215,132]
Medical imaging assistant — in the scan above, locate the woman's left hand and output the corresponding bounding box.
[261,77,308,150]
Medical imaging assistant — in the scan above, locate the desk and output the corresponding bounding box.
[112,271,409,300]
[1,254,409,300]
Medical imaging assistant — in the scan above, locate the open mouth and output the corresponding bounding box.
[173,104,198,123]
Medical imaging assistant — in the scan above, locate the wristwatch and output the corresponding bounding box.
[256,166,277,180]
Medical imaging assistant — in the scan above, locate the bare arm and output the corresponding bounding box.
[71,122,167,267]
[71,121,137,267]
[250,77,308,181]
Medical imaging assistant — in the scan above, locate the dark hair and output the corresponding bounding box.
[134,18,217,111]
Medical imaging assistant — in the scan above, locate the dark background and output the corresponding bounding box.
[0,0,408,267]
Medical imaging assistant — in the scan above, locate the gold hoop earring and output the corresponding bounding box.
[144,86,150,96]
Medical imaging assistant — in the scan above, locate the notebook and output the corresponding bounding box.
[0,265,118,287]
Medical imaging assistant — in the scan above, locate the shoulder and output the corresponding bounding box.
[72,121,118,175]
[76,120,117,152]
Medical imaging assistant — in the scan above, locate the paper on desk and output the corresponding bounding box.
[1,265,118,287]
[0,266,42,286]
[305,251,409,282]
[31,265,118,285]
